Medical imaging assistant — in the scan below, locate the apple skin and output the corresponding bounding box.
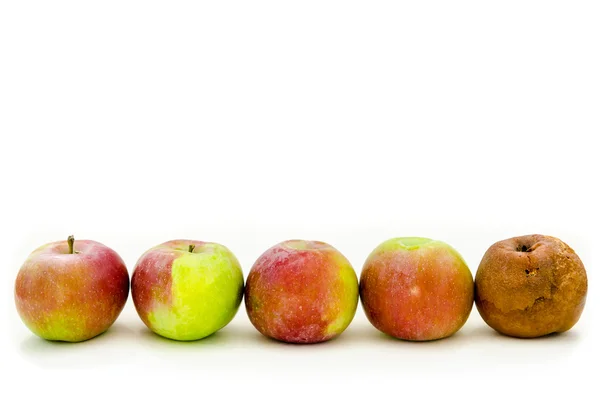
[14,238,129,342]
[131,240,244,341]
[360,237,474,341]
[475,234,588,338]
[245,240,359,344]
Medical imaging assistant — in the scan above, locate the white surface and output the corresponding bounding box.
[0,1,598,396]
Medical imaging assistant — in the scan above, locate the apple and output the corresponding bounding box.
[245,240,359,343]
[131,239,244,341]
[14,236,129,342]
[475,234,588,338]
[360,237,474,341]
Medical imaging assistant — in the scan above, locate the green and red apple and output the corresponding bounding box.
[245,240,359,343]
[15,236,130,342]
[360,237,473,341]
[131,240,244,341]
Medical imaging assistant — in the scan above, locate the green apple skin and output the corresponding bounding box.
[131,240,244,341]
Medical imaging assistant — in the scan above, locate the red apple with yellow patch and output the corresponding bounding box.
[131,239,244,341]
[15,236,129,342]
[360,237,473,341]
[245,240,359,343]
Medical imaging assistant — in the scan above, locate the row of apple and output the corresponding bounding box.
[15,234,587,343]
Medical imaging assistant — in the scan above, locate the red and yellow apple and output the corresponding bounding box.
[360,237,474,341]
[15,236,129,342]
[245,240,359,343]
[131,240,244,341]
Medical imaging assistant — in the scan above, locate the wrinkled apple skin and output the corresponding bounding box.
[475,234,587,338]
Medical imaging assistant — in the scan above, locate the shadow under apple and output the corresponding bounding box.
[19,323,137,369]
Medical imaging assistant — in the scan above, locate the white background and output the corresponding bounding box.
[1,1,598,396]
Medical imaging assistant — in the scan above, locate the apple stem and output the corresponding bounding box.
[189,244,195,253]
[68,235,75,254]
